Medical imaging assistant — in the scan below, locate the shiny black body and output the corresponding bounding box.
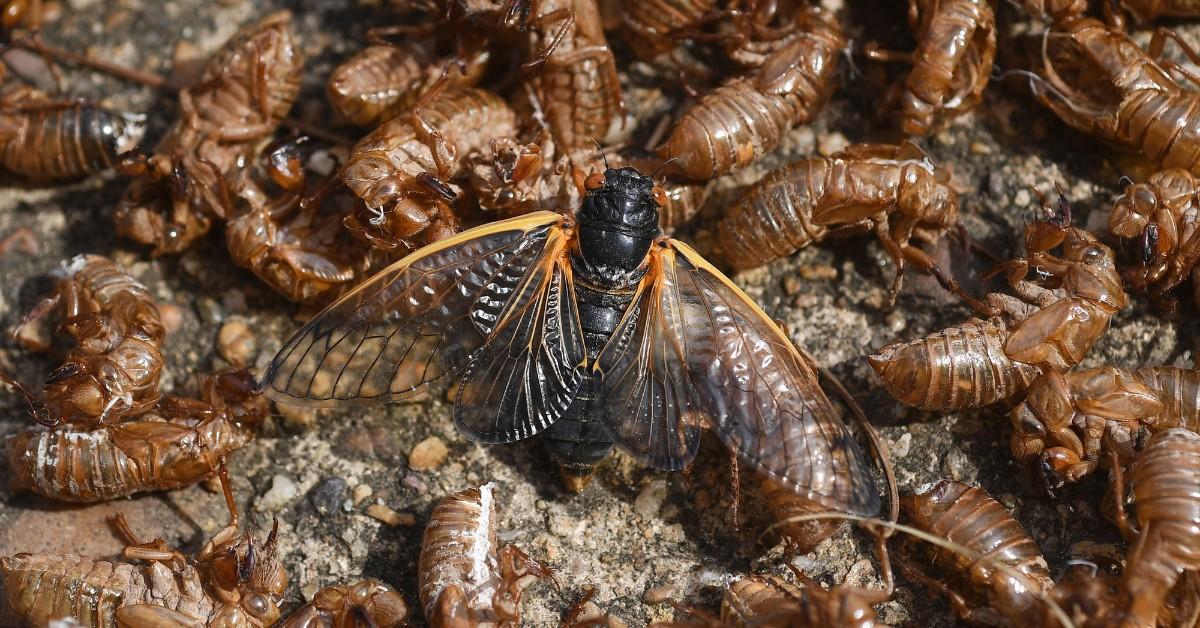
[541,167,661,480]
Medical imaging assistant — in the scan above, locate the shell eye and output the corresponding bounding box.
[245,594,272,618]
[585,172,606,191]
[651,186,668,207]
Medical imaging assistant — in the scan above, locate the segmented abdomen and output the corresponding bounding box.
[1131,367,1200,432]
[6,416,253,502]
[718,156,832,268]
[525,0,622,157]
[619,0,716,60]
[868,318,1039,411]
[899,0,994,135]
[761,478,843,554]
[418,484,498,620]
[194,11,302,125]
[721,575,806,625]
[902,480,1052,618]
[328,43,438,126]
[1131,429,1200,559]
[1123,0,1200,20]
[1,553,213,627]
[1122,428,1200,625]
[1120,88,1200,176]
[658,78,802,181]
[341,88,516,201]
[63,255,164,339]
[0,103,144,180]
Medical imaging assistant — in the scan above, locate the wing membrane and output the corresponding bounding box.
[453,236,586,443]
[596,240,880,516]
[264,212,569,407]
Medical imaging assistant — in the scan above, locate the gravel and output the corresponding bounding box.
[0,1,1196,626]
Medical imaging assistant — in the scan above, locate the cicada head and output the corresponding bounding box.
[574,167,662,281]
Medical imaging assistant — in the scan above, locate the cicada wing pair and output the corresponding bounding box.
[265,211,880,516]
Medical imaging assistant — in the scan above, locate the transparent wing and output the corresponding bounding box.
[263,212,569,407]
[453,237,587,443]
[596,240,880,516]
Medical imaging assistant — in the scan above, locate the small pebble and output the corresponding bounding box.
[366,504,415,527]
[402,473,428,493]
[352,484,374,506]
[633,479,669,519]
[157,303,184,335]
[816,132,849,157]
[258,474,298,512]
[643,584,677,604]
[408,436,449,471]
[799,264,837,281]
[969,141,993,155]
[308,476,349,516]
[782,275,802,296]
[217,318,257,366]
[891,433,912,459]
[886,310,906,334]
[275,402,317,430]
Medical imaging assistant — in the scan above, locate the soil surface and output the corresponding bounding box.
[0,1,1196,626]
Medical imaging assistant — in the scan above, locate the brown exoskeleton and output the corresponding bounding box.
[652,573,890,628]
[281,579,410,628]
[419,484,553,626]
[1017,0,1088,25]
[1011,365,1200,488]
[718,142,967,306]
[1108,168,1200,310]
[341,84,517,250]
[900,480,1055,626]
[467,134,589,219]
[1108,428,1200,627]
[871,216,1127,412]
[619,0,718,63]
[115,11,303,255]
[1107,0,1200,28]
[6,368,267,502]
[1029,18,1200,177]
[467,142,708,231]
[1,470,287,627]
[658,6,844,180]
[521,0,624,160]
[226,137,366,304]
[978,218,1127,372]
[11,254,166,426]
[1,0,40,34]
[865,0,996,136]
[0,74,145,180]
[327,40,489,127]
[868,317,1041,412]
[655,559,892,627]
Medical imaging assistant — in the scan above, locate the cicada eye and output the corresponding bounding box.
[651,186,668,208]
[585,172,606,191]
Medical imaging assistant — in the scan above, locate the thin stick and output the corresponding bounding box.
[15,35,354,147]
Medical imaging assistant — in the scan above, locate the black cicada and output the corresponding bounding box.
[264,166,880,516]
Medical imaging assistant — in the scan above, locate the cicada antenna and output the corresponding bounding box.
[590,137,610,171]
[653,156,681,181]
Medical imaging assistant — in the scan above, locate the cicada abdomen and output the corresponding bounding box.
[869,317,1040,412]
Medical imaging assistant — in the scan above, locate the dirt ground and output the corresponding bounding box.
[0,1,1196,626]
